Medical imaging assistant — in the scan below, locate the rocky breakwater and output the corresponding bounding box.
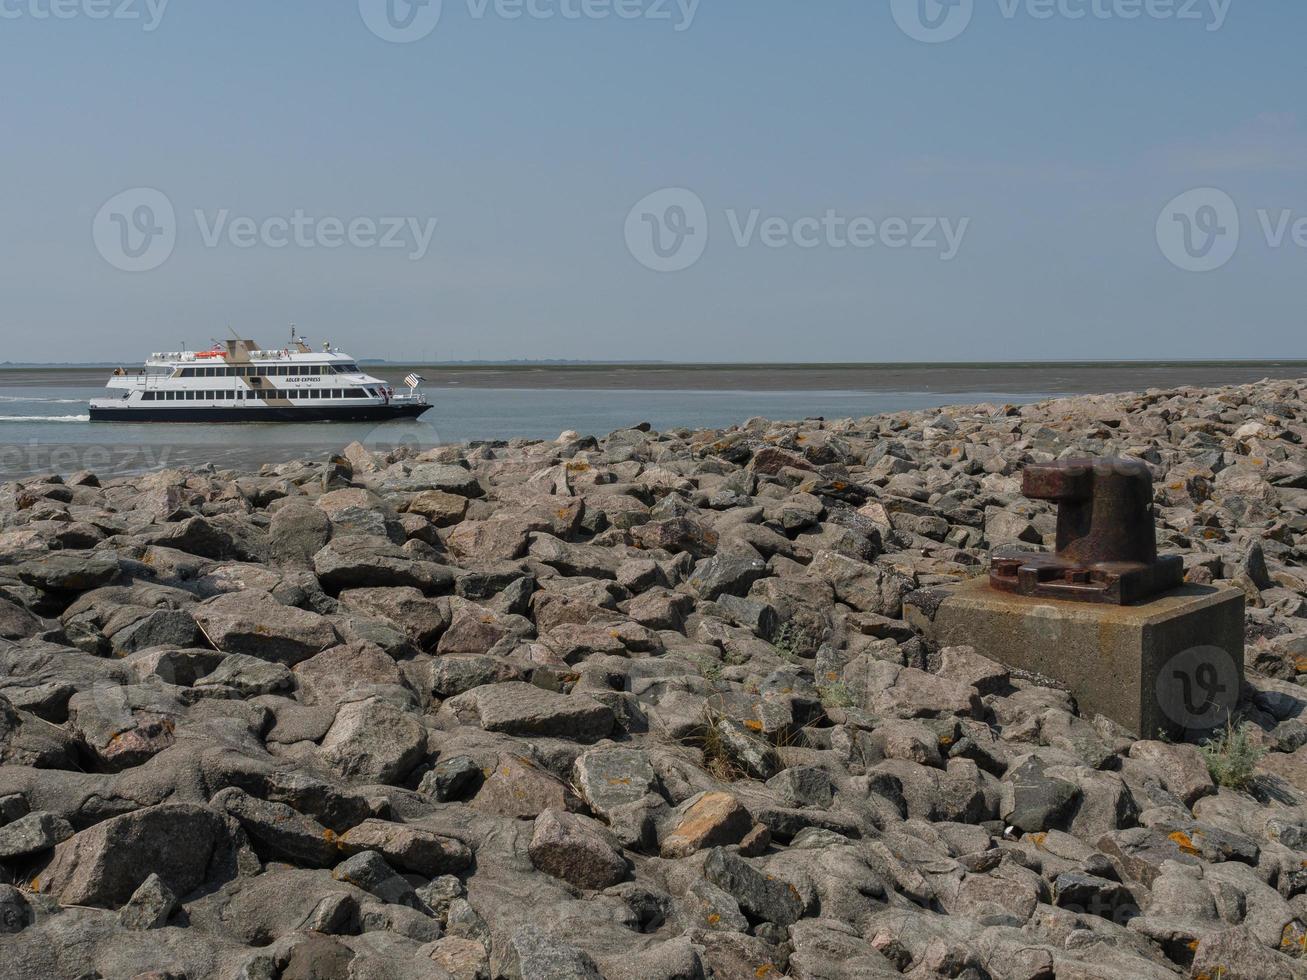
[0,378,1305,979]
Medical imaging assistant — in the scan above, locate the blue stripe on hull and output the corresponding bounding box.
[89,404,431,423]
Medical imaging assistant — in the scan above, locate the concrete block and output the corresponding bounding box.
[906,578,1243,739]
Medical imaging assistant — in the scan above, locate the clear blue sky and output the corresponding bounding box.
[1,0,1302,362]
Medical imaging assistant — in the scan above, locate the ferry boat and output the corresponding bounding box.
[89,331,429,423]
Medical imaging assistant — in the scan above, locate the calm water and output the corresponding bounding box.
[0,372,1049,479]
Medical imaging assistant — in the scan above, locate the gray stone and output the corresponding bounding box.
[0,598,42,641]
[767,766,834,809]
[332,850,424,909]
[1001,757,1081,834]
[384,463,484,498]
[688,553,769,601]
[339,819,473,876]
[195,653,294,695]
[1053,871,1138,924]
[107,608,201,654]
[268,502,333,565]
[210,787,340,867]
[118,872,179,929]
[492,924,603,980]
[0,810,73,859]
[313,534,455,593]
[35,803,236,908]
[193,592,340,665]
[0,884,32,934]
[17,550,121,592]
[419,756,483,802]
[528,808,629,889]
[338,586,449,647]
[572,746,659,820]
[703,847,803,926]
[319,696,429,784]
[456,681,614,743]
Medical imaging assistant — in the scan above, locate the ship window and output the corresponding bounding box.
[180,368,193,378]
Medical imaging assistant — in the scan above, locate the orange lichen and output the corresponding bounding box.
[1169,831,1201,856]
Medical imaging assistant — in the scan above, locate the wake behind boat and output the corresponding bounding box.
[89,331,429,423]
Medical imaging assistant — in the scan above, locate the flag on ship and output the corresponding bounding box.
[404,374,425,388]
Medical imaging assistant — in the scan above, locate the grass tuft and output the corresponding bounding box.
[1200,721,1266,792]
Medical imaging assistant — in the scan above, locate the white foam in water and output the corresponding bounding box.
[0,396,85,404]
[0,414,90,422]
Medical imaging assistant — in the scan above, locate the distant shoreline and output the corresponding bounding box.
[2,360,1305,394]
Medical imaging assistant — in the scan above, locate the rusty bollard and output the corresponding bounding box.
[989,457,1184,605]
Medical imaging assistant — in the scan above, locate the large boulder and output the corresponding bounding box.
[442,682,614,743]
[318,696,429,784]
[192,592,340,665]
[313,535,454,594]
[34,803,238,908]
[268,502,333,565]
[16,551,121,593]
[383,463,484,498]
[528,809,629,889]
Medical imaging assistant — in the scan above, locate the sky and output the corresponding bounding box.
[0,0,1302,363]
